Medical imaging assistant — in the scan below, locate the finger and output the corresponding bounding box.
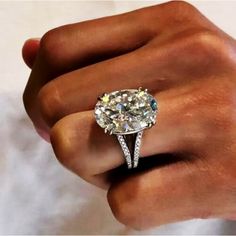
[38,35,198,127]
[107,159,217,230]
[23,7,157,132]
[24,1,205,133]
[22,38,40,68]
[50,93,189,188]
[22,38,50,141]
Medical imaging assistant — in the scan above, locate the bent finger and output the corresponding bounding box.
[50,94,189,188]
[22,38,40,68]
[107,159,218,230]
[23,8,157,133]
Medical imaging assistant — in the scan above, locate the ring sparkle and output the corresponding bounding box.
[94,88,158,168]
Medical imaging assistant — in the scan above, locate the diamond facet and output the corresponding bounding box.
[94,89,158,134]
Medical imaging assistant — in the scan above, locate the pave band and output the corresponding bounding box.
[94,88,158,169]
[117,131,143,169]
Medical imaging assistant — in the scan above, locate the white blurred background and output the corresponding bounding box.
[0,1,236,234]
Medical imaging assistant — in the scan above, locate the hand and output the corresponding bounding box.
[23,1,236,230]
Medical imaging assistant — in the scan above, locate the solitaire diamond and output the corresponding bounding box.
[94,88,158,135]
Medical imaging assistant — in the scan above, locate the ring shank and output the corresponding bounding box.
[116,131,143,168]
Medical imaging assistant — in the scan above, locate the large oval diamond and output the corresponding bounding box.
[94,89,158,135]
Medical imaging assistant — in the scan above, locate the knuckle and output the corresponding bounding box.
[182,81,236,147]
[107,178,145,230]
[190,31,223,54]
[178,100,209,147]
[39,27,65,68]
[143,1,197,29]
[151,30,232,80]
[205,84,236,131]
[185,31,233,70]
[165,0,195,11]
[50,120,71,167]
[50,117,89,178]
[136,1,197,36]
[148,31,231,80]
[38,81,64,126]
[163,1,197,19]
[107,188,128,225]
[50,119,76,171]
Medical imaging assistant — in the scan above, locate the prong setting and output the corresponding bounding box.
[94,88,158,169]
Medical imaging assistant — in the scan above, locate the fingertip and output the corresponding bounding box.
[22,38,40,68]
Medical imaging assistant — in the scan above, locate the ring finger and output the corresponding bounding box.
[50,92,190,189]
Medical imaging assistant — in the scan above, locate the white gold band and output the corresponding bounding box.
[116,131,143,168]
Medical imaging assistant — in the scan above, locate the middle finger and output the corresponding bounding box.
[38,38,194,127]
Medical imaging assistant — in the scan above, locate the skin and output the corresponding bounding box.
[22,1,236,230]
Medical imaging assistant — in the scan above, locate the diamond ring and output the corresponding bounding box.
[94,88,158,169]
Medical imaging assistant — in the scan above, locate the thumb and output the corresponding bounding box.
[22,38,40,69]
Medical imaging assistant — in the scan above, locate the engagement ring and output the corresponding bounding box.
[94,88,158,168]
